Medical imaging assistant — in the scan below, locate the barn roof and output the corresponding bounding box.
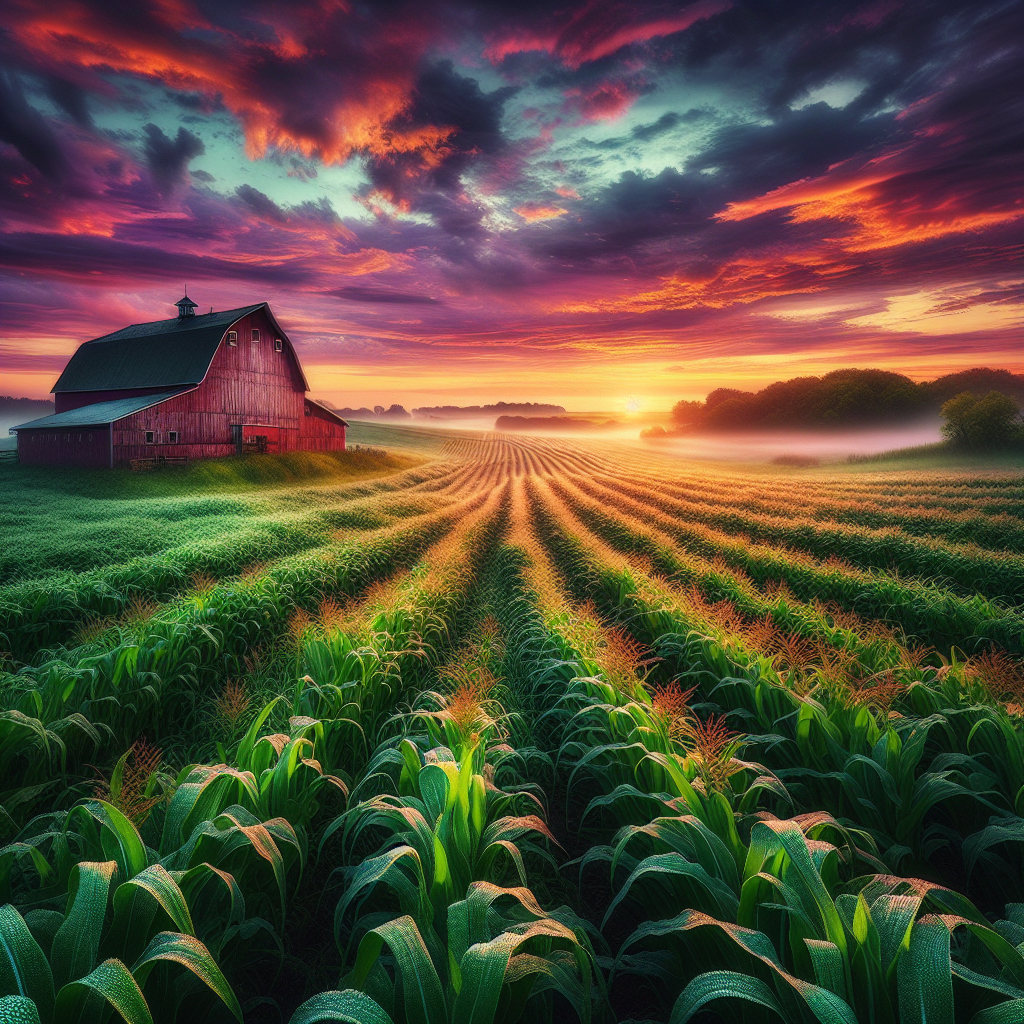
[306,399,349,427]
[51,302,307,392]
[11,389,194,431]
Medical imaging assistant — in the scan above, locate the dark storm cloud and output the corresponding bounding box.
[666,0,1023,119]
[44,77,93,128]
[0,231,311,286]
[630,111,682,141]
[686,101,894,198]
[234,185,344,230]
[586,107,709,150]
[166,90,225,114]
[362,60,518,235]
[0,72,68,178]
[235,183,288,222]
[142,123,205,192]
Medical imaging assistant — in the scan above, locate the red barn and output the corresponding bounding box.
[12,296,347,468]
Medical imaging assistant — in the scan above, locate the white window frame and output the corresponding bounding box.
[227,331,238,346]
[145,431,156,444]
[167,430,179,444]
[274,338,283,352]
[251,329,261,343]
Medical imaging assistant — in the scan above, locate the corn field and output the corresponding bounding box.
[1,430,1023,1024]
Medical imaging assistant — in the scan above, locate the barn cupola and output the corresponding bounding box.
[175,294,197,318]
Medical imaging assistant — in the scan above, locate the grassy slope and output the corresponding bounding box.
[845,442,1024,473]
[0,434,441,584]
[0,441,426,497]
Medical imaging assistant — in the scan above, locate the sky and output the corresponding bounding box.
[0,0,1020,411]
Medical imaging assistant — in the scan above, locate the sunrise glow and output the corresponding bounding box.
[0,0,1019,408]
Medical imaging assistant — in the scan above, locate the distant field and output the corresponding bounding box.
[1,426,1023,1023]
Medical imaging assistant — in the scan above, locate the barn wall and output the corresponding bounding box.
[299,401,347,451]
[17,426,111,468]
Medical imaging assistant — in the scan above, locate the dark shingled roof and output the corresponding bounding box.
[52,304,267,393]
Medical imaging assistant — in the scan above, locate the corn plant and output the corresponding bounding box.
[291,882,595,1024]
[622,818,1024,1023]
[329,735,559,959]
[0,803,242,1023]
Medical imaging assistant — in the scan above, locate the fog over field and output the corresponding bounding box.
[481,416,946,460]
[648,418,946,462]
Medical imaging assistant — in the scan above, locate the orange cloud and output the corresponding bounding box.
[514,203,568,222]
[485,0,730,68]
[5,1,442,167]
[561,254,829,313]
[331,248,412,275]
[716,150,1023,252]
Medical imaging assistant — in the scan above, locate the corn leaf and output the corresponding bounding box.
[52,958,151,1024]
[451,933,517,1024]
[0,906,54,1024]
[288,989,394,1024]
[110,863,195,963]
[68,801,147,882]
[131,930,242,1021]
[971,1000,1024,1023]
[50,860,117,990]
[897,915,954,1023]
[669,970,787,1022]
[352,916,446,1024]
[0,995,42,1024]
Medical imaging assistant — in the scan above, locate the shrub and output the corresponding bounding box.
[941,390,1022,450]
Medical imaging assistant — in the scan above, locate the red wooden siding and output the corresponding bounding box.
[20,306,345,467]
[17,426,111,468]
[299,400,347,451]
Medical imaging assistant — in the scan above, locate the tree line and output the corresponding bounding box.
[652,367,1024,449]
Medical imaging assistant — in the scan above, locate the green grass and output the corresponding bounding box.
[846,441,1024,470]
[0,445,425,497]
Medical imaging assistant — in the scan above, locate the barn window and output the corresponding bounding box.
[227,331,238,346]
[168,430,179,443]
[274,338,283,352]
[145,431,156,444]
[251,329,261,343]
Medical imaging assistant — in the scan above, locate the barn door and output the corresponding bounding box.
[235,424,280,454]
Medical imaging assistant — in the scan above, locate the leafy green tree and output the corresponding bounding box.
[670,399,703,427]
[941,390,1022,450]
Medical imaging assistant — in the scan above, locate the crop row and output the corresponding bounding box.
[0,487,498,831]
[545,472,1024,657]
[591,468,1024,593]
[0,461,489,660]
[506,484,1024,1021]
